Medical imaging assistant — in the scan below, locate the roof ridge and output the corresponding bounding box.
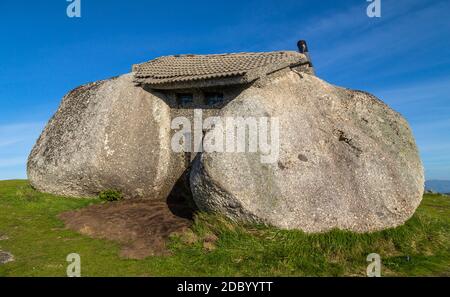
[158,50,299,58]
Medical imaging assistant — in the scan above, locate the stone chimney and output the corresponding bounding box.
[297,40,309,54]
[297,40,315,75]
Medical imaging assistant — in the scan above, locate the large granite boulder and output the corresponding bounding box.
[190,71,424,232]
[27,73,182,199]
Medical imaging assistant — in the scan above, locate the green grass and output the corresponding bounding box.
[0,180,449,276]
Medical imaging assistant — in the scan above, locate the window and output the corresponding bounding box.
[205,92,224,106]
[176,93,193,106]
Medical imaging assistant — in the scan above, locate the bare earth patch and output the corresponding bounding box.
[58,198,193,259]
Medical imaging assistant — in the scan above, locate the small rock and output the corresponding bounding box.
[0,235,9,241]
[203,241,216,252]
[202,233,218,251]
[203,233,218,243]
[179,229,199,245]
[0,250,14,264]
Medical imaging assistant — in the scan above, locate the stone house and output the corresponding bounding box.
[27,40,424,232]
[131,48,314,167]
[132,50,313,109]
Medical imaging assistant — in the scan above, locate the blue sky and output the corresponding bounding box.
[0,0,449,180]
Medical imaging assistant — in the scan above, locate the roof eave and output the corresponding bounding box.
[136,75,254,90]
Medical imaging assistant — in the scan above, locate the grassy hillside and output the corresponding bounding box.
[0,180,449,276]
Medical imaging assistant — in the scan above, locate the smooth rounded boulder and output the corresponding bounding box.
[190,71,424,232]
[27,73,179,199]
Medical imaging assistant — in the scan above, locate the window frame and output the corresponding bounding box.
[176,93,194,106]
[204,92,224,106]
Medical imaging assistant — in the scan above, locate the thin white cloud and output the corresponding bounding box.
[268,0,430,51]
[0,157,26,168]
[419,143,450,153]
[304,0,426,35]
[374,76,450,104]
[0,138,22,148]
[0,122,44,178]
[0,122,44,133]
[315,1,450,71]
[0,122,44,147]
[413,118,450,132]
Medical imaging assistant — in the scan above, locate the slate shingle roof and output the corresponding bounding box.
[133,51,307,89]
